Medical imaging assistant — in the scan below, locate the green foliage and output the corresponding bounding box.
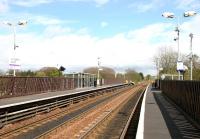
[38,67,62,77]
[193,69,200,80]
[83,66,115,79]
[17,70,36,77]
[139,72,144,80]
[36,71,46,77]
[115,73,124,80]
[10,67,63,77]
[125,69,143,83]
[154,46,177,75]
[145,74,152,80]
[0,70,4,76]
[84,67,144,83]
[154,46,200,80]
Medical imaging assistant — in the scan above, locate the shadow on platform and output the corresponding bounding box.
[153,90,200,139]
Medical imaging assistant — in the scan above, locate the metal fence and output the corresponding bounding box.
[0,77,124,99]
[0,77,75,98]
[160,80,200,125]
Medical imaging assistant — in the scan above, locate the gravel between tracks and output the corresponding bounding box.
[41,86,143,139]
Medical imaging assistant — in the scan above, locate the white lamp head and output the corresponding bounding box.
[18,20,28,25]
[184,11,197,17]
[3,21,12,26]
[162,12,175,18]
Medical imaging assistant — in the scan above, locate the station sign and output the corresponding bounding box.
[9,58,21,70]
[177,61,184,71]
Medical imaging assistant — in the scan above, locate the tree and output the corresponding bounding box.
[115,73,125,80]
[153,46,177,75]
[139,72,144,80]
[36,67,62,77]
[125,69,142,83]
[184,54,200,80]
[154,46,200,80]
[0,70,4,76]
[146,74,152,80]
[16,70,36,77]
[83,66,116,79]
[36,71,46,77]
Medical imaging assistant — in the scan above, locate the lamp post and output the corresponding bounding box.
[97,57,101,86]
[162,11,197,80]
[97,57,103,86]
[4,20,27,76]
[189,33,193,80]
[184,11,197,80]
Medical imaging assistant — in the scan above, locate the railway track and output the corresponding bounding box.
[80,85,144,139]
[38,84,146,139]
[0,84,133,139]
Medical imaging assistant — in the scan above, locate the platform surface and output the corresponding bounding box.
[0,85,110,109]
[137,85,200,139]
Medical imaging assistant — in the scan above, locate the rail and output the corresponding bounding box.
[120,87,145,138]
[77,85,145,139]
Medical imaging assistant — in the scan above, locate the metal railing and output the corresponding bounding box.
[0,77,125,99]
[160,80,200,125]
[0,77,75,98]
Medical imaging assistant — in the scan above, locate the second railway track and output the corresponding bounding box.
[80,85,144,139]
[38,84,146,139]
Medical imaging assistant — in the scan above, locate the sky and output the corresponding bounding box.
[0,0,200,75]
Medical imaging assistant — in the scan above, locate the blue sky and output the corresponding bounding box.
[0,0,200,75]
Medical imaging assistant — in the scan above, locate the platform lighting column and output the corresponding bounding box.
[80,73,82,88]
[93,74,95,87]
[189,33,193,80]
[3,21,27,76]
[162,11,197,80]
[97,57,101,86]
[86,74,89,87]
[78,73,80,88]
[156,58,160,79]
[183,11,197,80]
[72,73,75,88]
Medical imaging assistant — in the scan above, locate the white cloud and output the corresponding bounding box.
[9,0,110,7]
[94,0,110,6]
[100,21,108,28]
[11,0,53,7]
[129,0,163,13]
[0,23,168,75]
[43,25,72,37]
[175,0,200,10]
[178,14,200,55]
[0,24,171,75]
[76,27,90,35]
[127,23,173,43]
[181,15,200,34]
[31,16,63,25]
[1,15,200,75]
[0,0,9,13]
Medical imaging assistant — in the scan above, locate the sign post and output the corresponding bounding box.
[9,58,21,76]
[177,61,184,80]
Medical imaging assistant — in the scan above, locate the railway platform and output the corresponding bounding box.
[136,85,200,139]
[0,85,111,109]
